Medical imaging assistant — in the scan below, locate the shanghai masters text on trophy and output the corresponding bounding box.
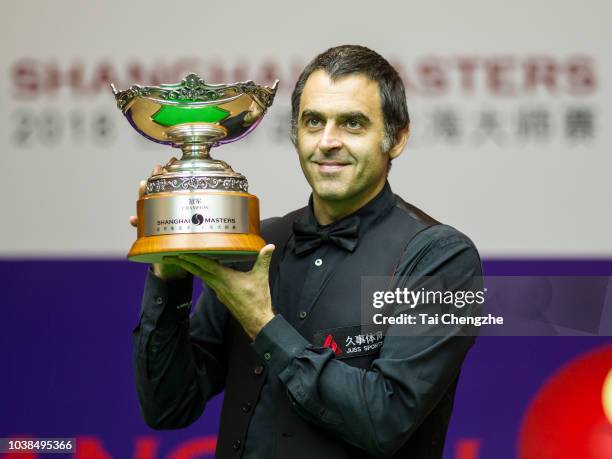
[112,73,278,263]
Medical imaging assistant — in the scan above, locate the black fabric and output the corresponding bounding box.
[292,214,360,255]
[133,181,483,459]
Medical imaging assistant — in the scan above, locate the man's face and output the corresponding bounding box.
[295,70,400,208]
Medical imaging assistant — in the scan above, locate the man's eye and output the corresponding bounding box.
[306,118,321,128]
[346,119,361,129]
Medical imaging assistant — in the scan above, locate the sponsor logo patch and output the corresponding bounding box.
[313,325,385,359]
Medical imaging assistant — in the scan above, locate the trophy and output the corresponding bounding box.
[112,73,278,263]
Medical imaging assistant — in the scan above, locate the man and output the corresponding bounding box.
[131,45,482,458]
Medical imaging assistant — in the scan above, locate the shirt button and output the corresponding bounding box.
[314,258,323,267]
[298,311,307,320]
[253,365,264,375]
[242,402,252,413]
[154,296,164,305]
[264,352,271,361]
[232,440,241,450]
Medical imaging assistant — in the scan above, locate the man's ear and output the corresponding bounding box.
[388,126,410,160]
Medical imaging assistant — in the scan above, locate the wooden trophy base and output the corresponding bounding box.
[128,191,265,263]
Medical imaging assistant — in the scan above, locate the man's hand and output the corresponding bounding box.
[164,245,276,340]
[128,164,188,281]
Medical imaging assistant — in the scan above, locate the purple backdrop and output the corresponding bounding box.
[1,259,611,458]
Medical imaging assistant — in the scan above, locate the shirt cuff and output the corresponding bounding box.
[251,314,310,377]
[140,267,194,328]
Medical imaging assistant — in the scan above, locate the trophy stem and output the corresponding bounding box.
[180,143,212,160]
[167,123,228,161]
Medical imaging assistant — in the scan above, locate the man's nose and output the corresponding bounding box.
[318,123,342,152]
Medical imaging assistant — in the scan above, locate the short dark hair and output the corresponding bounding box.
[290,45,409,152]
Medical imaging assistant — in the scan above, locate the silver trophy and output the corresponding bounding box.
[112,73,278,263]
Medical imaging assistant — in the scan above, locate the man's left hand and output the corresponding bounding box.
[164,244,276,340]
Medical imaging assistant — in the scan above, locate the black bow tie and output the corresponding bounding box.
[292,215,360,256]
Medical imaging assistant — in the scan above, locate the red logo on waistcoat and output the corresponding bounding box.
[323,334,342,356]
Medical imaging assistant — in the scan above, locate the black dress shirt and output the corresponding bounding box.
[132,182,482,457]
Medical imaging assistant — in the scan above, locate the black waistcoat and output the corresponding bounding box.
[216,197,458,458]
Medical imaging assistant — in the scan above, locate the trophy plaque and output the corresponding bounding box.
[112,73,278,263]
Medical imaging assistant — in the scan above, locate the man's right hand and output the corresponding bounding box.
[129,164,188,281]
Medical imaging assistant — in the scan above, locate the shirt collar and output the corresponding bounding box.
[301,181,396,239]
